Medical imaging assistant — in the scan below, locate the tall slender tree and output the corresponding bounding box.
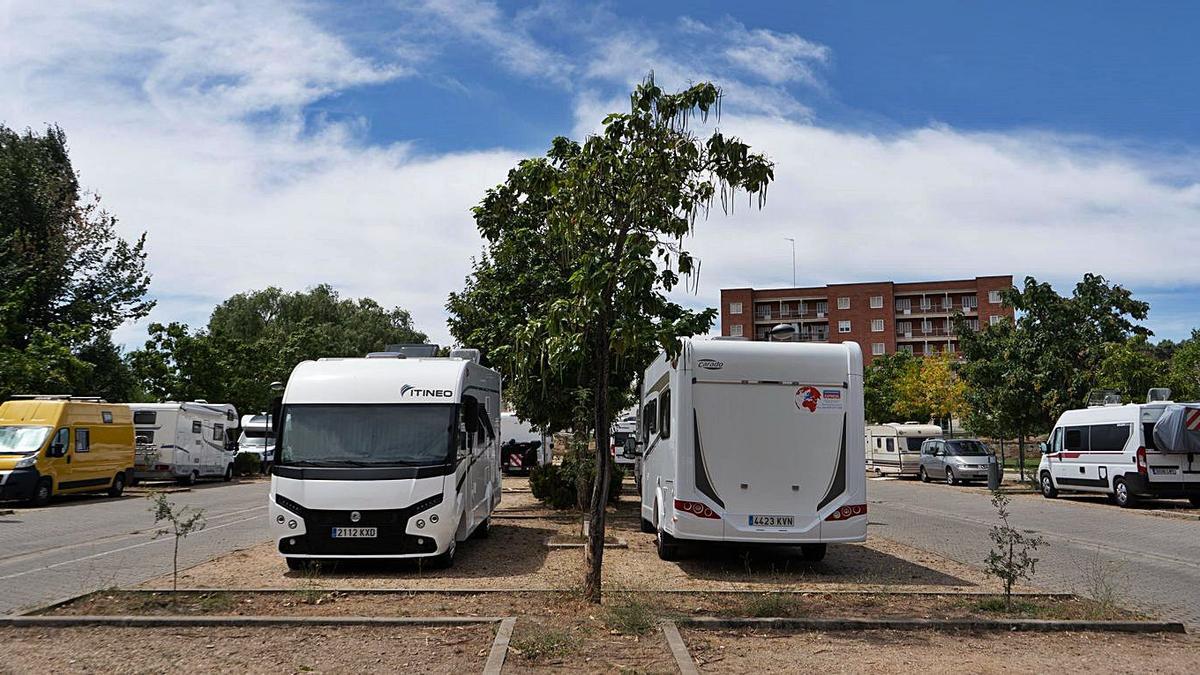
[456,75,774,602]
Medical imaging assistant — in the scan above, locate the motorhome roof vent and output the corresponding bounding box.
[1147,387,1172,403]
[711,336,749,341]
[384,344,440,358]
[449,348,481,363]
[365,352,406,359]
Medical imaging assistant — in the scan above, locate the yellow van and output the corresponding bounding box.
[0,396,136,506]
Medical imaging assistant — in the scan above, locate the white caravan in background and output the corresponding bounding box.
[638,338,867,562]
[237,414,276,471]
[269,347,501,569]
[131,402,238,484]
[865,422,943,477]
[500,412,550,474]
[1037,390,1200,508]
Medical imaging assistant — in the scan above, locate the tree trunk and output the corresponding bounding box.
[1017,435,1026,483]
[583,333,612,604]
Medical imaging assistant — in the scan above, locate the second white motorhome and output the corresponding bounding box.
[499,412,550,474]
[638,338,867,561]
[132,402,238,484]
[865,423,943,477]
[237,414,276,472]
[269,348,501,569]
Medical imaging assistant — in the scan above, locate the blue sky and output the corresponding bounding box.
[3,1,1198,344]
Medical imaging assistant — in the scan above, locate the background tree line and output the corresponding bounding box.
[1,125,426,412]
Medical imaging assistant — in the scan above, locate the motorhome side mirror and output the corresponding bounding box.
[1039,442,1049,454]
[624,438,637,454]
[463,397,479,434]
[269,396,283,435]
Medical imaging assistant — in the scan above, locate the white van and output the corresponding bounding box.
[499,412,550,474]
[1037,394,1200,507]
[131,402,238,484]
[269,348,501,569]
[638,338,867,561]
[237,414,275,471]
[865,423,943,477]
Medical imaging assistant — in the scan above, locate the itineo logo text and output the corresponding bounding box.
[400,384,454,398]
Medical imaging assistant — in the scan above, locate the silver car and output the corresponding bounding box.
[918,438,997,485]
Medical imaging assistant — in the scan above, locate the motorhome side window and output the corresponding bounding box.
[1089,424,1130,452]
[659,390,671,439]
[212,423,224,442]
[1064,427,1086,452]
[885,438,894,452]
[134,411,156,425]
[192,421,202,434]
[74,428,90,453]
[642,399,658,442]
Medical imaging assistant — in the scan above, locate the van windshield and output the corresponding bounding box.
[0,426,51,455]
[946,440,991,456]
[280,404,455,467]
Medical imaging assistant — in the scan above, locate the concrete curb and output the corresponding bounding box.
[0,614,506,628]
[679,616,1187,634]
[0,509,14,516]
[545,537,628,549]
[482,616,516,675]
[119,588,1077,598]
[660,621,698,675]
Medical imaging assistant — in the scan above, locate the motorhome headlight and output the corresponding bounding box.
[415,519,425,529]
[13,455,36,469]
[276,515,285,524]
[287,520,298,529]
[429,514,439,524]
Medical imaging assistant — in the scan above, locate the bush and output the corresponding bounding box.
[232,452,261,476]
[530,449,625,510]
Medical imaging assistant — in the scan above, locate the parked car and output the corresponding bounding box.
[918,438,997,485]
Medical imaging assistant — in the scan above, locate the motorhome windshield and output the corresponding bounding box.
[945,440,990,456]
[280,404,455,466]
[0,426,51,455]
[239,432,273,446]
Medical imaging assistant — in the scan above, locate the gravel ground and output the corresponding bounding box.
[150,479,1003,593]
[684,629,1200,674]
[0,625,491,674]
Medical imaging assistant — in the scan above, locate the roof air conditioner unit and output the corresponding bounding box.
[1147,387,1172,403]
[450,348,482,363]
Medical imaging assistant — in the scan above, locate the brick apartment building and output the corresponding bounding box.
[720,276,1015,364]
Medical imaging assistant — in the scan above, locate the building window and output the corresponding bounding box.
[838,320,851,333]
[968,319,980,331]
[869,295,883,309]
[962,295,978,309]
[730,324,743,337]
[990,315,1003,326]
[871,319,884,332]
[898,321,912,336]
[872,343,886,355]
[729,301,742,315]
[924,343,934,355]
[815,301,828,316]
[988,290,1002,304]
[899,344,914,355]
[920,297,932,311]
[896,298,911,312]
[837,297,850,310]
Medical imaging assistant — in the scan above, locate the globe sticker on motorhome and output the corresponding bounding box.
[697,359,724,370]
[795,385,844,413]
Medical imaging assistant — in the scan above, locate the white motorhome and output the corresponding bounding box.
[269,349,501,569]
[1037,391,1200,508]
[131,402,238,484]
[865,423,943,477]
[237,414,276,471]
[638,338,867,561]
[499,412,550,474]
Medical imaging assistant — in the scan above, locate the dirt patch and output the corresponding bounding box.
[683,628,1200,673]
[507,615,675,673]
[43,590,1127,623]
[0,624,491,674]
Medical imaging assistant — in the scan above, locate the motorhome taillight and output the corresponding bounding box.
[674,499,720,519]
[825,504,867,521]
[1136,447,1148,475]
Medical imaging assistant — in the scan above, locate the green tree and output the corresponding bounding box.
[0,125,153,399]
[130,285,426,414]
[894,351,968,431]
[455,76,774,602]
[1096,334,1166,403]
[1168,330,1200,401]
[864,351,920,423]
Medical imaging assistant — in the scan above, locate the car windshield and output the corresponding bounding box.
[0,426,51,455]
[280,404,454,467]
[946,440,991,456]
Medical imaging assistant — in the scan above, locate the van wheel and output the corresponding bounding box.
[29,479,52,507]
[429,542,456,569]
[1040,472,1058,498]
[285,557,307,571]
[945,468,957,486]
[641,517,655,534]
[474,517,490,539]
[654,503,680,561]
[108,473,126,498]
[800,543,827,562]
[1113,478,1137,508]
[919,467,929,483]
[223,464,233,482]
[178,471,198,487]
[1189,497,1200,508]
